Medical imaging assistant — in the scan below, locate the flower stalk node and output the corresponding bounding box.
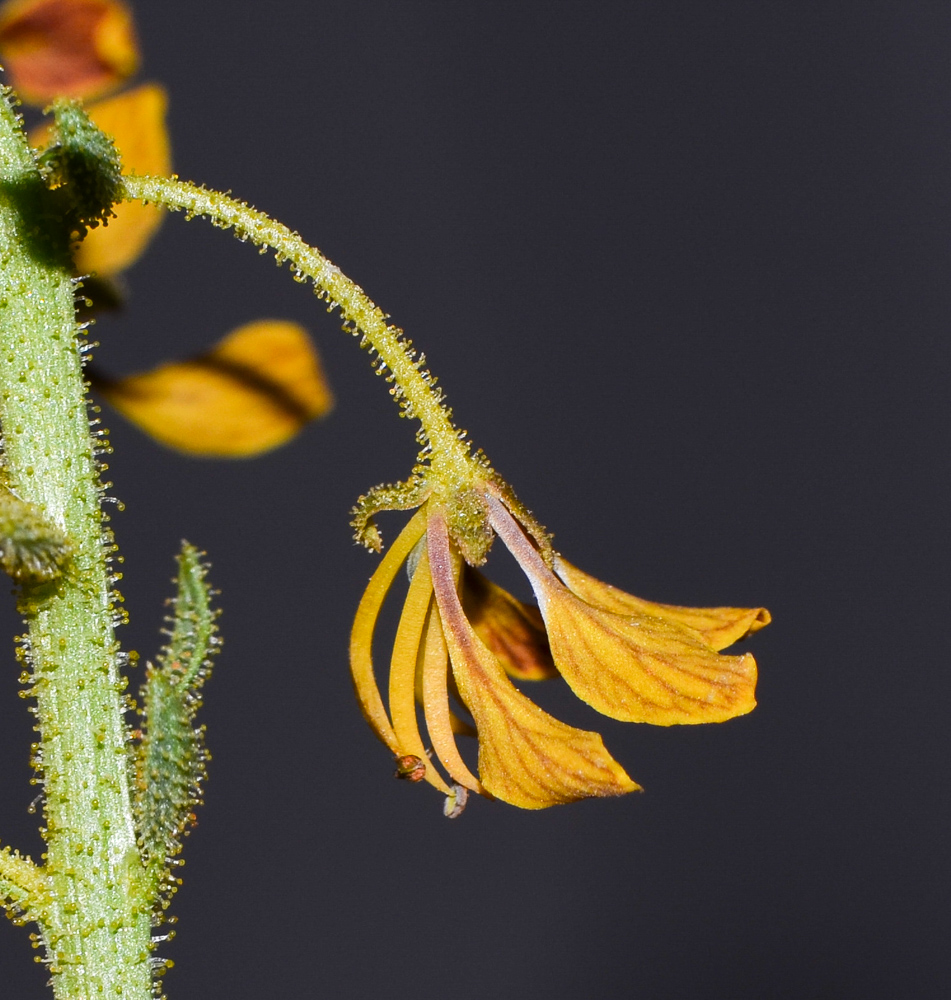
[37,98,122,242]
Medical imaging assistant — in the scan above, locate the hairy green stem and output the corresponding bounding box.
[0,93,152,998]
[123,174,476,485]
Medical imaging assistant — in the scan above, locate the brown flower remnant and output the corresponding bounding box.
[0,0,137,104]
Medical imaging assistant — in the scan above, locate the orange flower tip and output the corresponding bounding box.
[99,320,334,457]
[393,754,427,783]
[443,784,469,819]
[746,607,772,633]
[0,0,139,105]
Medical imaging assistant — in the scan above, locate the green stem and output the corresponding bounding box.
[123,174,475,484]
[0,93,152,997]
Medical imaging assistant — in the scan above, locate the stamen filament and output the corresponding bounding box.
[420,606,483,795]
[349,508,429,752]
[389,547,451,794]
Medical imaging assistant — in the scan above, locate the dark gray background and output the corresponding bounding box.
[0,2,948,997]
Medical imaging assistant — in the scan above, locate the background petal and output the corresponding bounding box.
[98,319,333,457]
[76,84,170,274]
[0,0,138,104]
[460,565,557,680]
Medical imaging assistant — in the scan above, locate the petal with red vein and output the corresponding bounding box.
[487,496,758,726]
[460,565,557,680]
[428,512,638,809]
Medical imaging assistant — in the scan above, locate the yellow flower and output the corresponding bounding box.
[350,488,769,812]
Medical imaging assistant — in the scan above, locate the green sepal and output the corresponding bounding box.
[38,100,123,243]
[0,486,72,583]
[350,468,431,551]
[134,543,219,887]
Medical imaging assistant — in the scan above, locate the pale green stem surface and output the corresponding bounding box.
[0,95,152,998]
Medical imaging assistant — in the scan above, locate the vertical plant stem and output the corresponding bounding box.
[0,93,151,998]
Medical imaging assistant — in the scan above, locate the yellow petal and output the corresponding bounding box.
[387,545,451,795]
[537,588,757,725]
[98,320,333,457]
[76,85,170,275]
[487,496,758,726]
[0,0,138,104]
[460,565,557,680]
[554,557,771,651]
[428,512,639,809]
[413,608,475,737]
[349,508,429,754]
[419,602,483,795]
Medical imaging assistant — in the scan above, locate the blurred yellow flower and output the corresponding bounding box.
[1,0,333,457]
[0,0,169,278]
[350,489,769,812]
[96,320,334,457]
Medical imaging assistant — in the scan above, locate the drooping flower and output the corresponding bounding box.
[350,484,769,812]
